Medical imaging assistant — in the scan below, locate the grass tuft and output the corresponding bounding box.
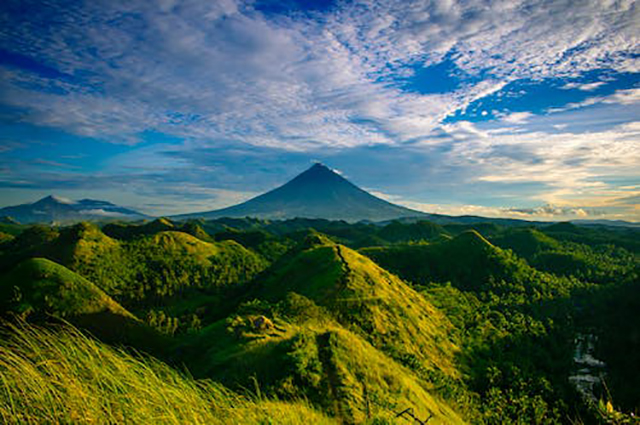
[0,321,335,424]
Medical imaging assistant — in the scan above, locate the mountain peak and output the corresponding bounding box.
[308,162,333,173]
[37,195,76,205]
[292,162,346,184]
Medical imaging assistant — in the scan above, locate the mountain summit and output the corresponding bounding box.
[175,163,425,222]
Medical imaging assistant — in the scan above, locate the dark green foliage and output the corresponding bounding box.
[586,276,640,412]
[0,257,132,319]
[180,221,213,242]
[491,227,638,283]
[214,228,294,262]
[490,227,560,258]
[377,220,446,243]
[0,219,27,236]
[0,258,167,353]
[361,230,579,302]
[102,217,176,240]
[542,222,640,253]
[0,232,13,246]
[442,222,502,238]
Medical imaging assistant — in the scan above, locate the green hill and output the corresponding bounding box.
[0,224,269,333]
[361,230,576,300]
[377,220,447,243]
[0,258,165,350]
[491,227,637,282]
[251,234,459,377]
[180,316,464,424]
[490,228,560,259]
[0,233,13,246]
[0,257,131,319]
[361,230,512,290]
[123,231,268,303]
[102,217,176,240]
[173,234,465,423]
[214,228,294,262]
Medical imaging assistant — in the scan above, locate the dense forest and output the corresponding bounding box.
[0,217,638,424]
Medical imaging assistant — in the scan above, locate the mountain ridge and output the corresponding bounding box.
[0,195,148,224]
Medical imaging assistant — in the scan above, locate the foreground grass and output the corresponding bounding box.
[0,322,335,424]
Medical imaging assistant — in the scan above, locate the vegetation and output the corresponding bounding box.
[0,217,638,423]
[0,321,334,424]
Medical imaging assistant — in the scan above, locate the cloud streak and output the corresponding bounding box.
[1,0,638,148]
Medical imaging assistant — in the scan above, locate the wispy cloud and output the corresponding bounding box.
[562,81,606,91]
[1,0,638,149]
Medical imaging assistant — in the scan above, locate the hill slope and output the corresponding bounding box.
[361,230,577,300]
[174,163,425,222]
[0,257,132,319]
[0,322,335,424]
[252,234,459,376]
[0,223,269,332]
[0,258,164,349]
[180,318,464,424]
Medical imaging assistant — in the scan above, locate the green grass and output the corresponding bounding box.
[0,257,171,353]
[179,317,465,424]
[0,321,335,424]
[0,257,132,319]
[360,230,579,301]
[253,235,459,377]
[490,228,560,259]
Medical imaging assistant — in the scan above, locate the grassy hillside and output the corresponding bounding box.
[0,258,166,351]
[361,230,579,301]
[0,321,334,425]
[0,224,269,332]
[490,227,560,259]
[491,227,637,283]
[1,218,637,423]
[252,234,459,377]
[180,316,464,424]
[0,257,132,319]
[172,234,465,423]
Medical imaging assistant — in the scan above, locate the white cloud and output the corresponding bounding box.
[77,208,133,217]
[0,0,637,149]
[561,81,606,91]
[605,88,640,105]
[550,87,640,113]
[502,112,533,124]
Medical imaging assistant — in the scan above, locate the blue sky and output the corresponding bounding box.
[0,0,639,220]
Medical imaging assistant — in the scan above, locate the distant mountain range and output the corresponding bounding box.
[1,167,638,227]
[0,195,147,224]
[173,163,427,222]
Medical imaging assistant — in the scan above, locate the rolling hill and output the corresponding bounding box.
[0,258,164,350]
[177,234,464,423]
[250,233,459,375]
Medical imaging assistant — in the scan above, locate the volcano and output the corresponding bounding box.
[174,163,425,222]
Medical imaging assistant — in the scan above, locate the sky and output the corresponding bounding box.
[0,0,639,221]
